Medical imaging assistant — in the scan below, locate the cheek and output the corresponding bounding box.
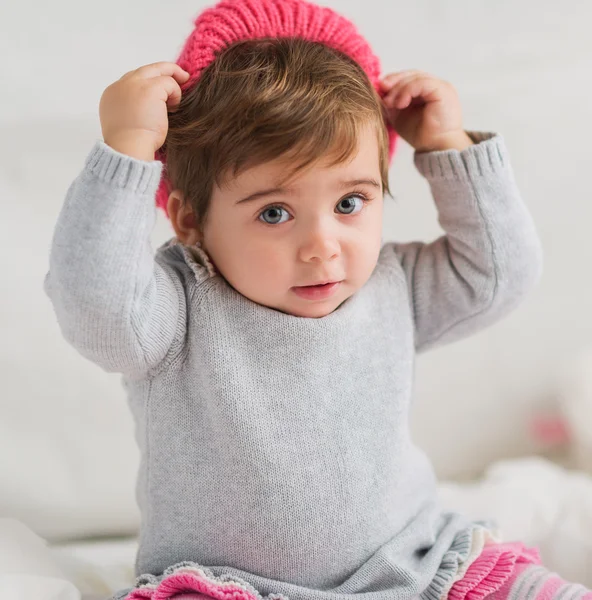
[234,242,291,296]
[226,225,289,276]
[353,208,383,270]
[249,235,289,270]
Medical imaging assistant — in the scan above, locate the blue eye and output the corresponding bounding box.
[259,206,290,225]
[336,194,366,215]
[258,193,368,225]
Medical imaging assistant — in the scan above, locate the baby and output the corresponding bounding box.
[43,1,588,600]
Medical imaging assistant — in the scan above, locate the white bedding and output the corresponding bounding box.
[1,457,591,600]
[49,537,138,600]
[0,519,137,600]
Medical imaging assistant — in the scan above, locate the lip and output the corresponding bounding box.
[292,280,342,301]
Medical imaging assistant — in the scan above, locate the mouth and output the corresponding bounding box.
[298,280,342,287]
[291,280,343,300]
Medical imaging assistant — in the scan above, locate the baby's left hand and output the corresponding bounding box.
[379,70,473,153]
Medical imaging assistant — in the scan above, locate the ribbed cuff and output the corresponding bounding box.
[84,140,163,195]
[413,131,510,182]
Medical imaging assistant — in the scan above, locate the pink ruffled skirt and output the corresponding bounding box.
[122,541,591,600]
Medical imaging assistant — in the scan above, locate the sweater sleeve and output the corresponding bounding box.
[384,131,543,353]
[43,140,187,377]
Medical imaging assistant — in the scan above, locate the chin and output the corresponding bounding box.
[293,298,347,319]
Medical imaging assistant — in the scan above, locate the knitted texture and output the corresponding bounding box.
[44,131,545,600]
[485,565,592,600]
[154,0,398,214]
[448,542,541,600]
[114,545,592,600]
[114,542,592,600]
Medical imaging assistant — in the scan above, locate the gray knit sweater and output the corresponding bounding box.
[43,131,543,600]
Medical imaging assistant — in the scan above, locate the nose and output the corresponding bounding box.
[298,219,341,263]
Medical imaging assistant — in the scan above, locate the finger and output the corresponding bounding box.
[379,70,427,90]
[132,62,190,83]
[153,75,184,112]
[382,73,424,107]
[403,77,442,107]
[379,70,422,85]
[385,74,440,109]
[381,102,401,126]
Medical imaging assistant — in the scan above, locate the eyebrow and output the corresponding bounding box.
[235,178,382,204]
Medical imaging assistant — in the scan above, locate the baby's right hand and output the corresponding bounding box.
[99,61,190,162]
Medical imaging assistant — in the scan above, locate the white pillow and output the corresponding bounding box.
[0,519,81,600]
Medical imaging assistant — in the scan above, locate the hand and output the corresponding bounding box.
[379,70,473,153]
[99,61,190,161]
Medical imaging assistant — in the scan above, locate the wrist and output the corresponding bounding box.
[103,133,156,162]
[415,130,474,153]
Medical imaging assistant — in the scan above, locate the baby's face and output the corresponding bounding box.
[202,124,384,318]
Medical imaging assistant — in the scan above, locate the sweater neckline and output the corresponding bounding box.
[159,237,366,324]
[165,237,219,279]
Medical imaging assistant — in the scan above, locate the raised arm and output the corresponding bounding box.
[385,131,543,352]
[44,62,193,376]
[43,141,187,376]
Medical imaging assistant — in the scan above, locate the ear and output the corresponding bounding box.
[167,189,201,246]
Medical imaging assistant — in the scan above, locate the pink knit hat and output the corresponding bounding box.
[155,0,398,215]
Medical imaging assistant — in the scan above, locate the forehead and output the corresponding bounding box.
[220,122,381,193]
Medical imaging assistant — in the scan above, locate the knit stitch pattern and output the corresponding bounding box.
[44,131,545,600]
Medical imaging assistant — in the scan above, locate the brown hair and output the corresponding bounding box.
[163,37,391,233]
